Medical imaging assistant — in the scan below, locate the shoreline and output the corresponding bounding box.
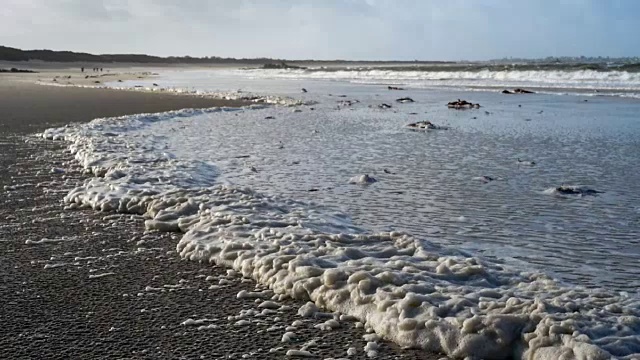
[3,66,307,107]
[1,64,160,88]
[7,68,638,359]
[0,78,443,359]
[0,74,250,135]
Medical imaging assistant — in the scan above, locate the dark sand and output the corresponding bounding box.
[0,78,248,135]
[0,79,444,359]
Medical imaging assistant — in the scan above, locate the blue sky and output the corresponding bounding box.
[1,0,639,60]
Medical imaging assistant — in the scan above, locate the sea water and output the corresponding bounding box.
[42,68,640,359]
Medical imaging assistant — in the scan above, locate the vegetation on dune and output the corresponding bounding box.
[0,45,452,66]
[0,67,37,73]
[0,45,284,65]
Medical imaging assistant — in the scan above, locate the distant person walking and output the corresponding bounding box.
[81,67,84,72]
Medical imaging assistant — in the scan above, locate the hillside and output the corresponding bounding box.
[0,45,453,66]
[0,45,284,64]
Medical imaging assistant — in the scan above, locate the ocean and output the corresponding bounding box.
[43,65,640,359]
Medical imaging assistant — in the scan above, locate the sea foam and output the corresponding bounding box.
[235,68,640,95]
[41,103,640,359]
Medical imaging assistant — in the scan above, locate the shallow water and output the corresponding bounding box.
[114,70,640,296]
[232,67,640,98]
[35,70,640,358]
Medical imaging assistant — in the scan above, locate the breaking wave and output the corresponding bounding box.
[238,68,640,95]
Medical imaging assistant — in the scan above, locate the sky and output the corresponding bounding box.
[1,0,639,61]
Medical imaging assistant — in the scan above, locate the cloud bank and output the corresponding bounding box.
[1,0,638,60]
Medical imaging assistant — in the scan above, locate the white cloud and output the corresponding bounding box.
[0,0,638,60]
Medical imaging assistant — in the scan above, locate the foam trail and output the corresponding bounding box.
[38,81,310,107]
[42,106,640,360]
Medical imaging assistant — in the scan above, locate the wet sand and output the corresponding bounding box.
[0,74,248,135]
[0,79,444,359]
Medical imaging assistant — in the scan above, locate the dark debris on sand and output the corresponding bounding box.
[447,99,480,109]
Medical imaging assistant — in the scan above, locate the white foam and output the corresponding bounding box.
[88,272,115,279]
[42,104,640,359]
[39,80,308,107]
[281,331,297,342]
[362,334,380,342]
[259,301,281,309]
[181,318,215,326]
[339,314,357,322]
[234,68,640,94]
[43,263,68,269]
[286,349,314,357]
[364,341,379,358]
[25,237,75,245]
[237,289,273,299]
[348,174,377,185]
[314,319,340,331]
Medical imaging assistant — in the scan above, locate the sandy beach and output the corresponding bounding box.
[0,71,251,135]
[0,76,442,359]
